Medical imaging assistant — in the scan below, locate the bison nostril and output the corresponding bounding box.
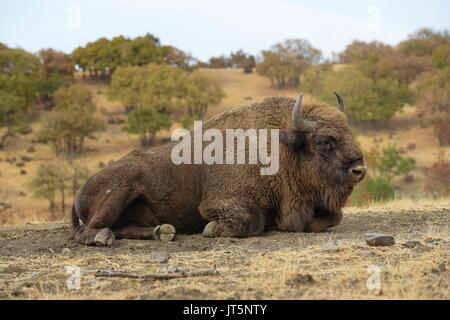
[349,164,367,179]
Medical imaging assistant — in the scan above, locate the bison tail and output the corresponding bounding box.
[71,204,80,232]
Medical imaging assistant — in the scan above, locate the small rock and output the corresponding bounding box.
[2,265,27,274]
[0,202,12,211]
[148,250,170,263]
[402,240,422,248]
[61,248,72,257]
[407,143,416,150]
[167,266,182,273]
[11,290,25,297]
[366,233,395,246]
[359,249,374,257]
[370,289,384,296]
[20,169,27,175]
[286,273,315,286]
[321,240,341,252]
[404,175,414,183]
[403,240,432,252]
[431,262,447,274]
[424,236,441,243]
[20,156,33,162]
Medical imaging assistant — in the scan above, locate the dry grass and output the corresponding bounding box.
[0,199,448,299]
[201,68,302,118]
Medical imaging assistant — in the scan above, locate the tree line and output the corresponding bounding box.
[2,28,449,153]
[0,34,225,216]
[199,28,449,146]
[0,33,224,154]
[298,28,448,144]
[0,46,75,149]
[72,33,195,79]
[108,63,224,145]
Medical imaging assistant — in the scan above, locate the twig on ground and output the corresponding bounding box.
[93,267,219,280]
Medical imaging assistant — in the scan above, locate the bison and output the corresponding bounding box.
[72,93,367,246]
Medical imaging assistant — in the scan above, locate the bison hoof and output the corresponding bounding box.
[154,224,176,242]
[94,228,115,246]
[202,221,219,238]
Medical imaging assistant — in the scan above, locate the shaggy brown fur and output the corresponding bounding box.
[72,96,366,246]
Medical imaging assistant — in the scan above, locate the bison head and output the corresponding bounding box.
[280,92,367,212]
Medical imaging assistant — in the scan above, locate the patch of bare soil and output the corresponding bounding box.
[0,203,448,299]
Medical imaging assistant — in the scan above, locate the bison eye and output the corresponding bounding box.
[316,138,335,153]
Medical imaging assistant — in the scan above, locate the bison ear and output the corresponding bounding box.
[280,129,307,152]
[333,91,344,112]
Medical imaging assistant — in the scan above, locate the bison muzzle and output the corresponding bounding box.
[71,93,366,246]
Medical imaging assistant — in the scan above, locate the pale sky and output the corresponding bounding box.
[1,0,449,61]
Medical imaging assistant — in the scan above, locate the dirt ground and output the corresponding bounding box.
[0,200,448,300]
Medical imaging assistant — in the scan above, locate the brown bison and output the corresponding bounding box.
[72,93,367,246]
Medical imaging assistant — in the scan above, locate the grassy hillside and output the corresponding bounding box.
[0,68,448,224]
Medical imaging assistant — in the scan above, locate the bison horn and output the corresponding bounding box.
[292,93,315,131]
[334,91,344,112]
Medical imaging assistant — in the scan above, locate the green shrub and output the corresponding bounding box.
[349,144,416,205]
[123,107,171,146]
[375,145,416,180]
[30,162,90,219]
[367,176,396,202]
[301,65,411,124]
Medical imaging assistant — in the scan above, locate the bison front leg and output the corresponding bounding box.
[276,202,312,232]
[305,210,343,233]
[199,198,266,238]
[277,203,342,233]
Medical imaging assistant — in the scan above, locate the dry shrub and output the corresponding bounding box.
[424,152,450,196]
[433,120,450,146]
[415,69,450,146]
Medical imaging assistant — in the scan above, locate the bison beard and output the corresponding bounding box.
[71,93,366,246]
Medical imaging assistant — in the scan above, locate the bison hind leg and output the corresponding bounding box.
[199,198,266,238]
[73,225,115,246]
[117,196,160,227]
[113,197,176,241]
[113,224,176,241]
